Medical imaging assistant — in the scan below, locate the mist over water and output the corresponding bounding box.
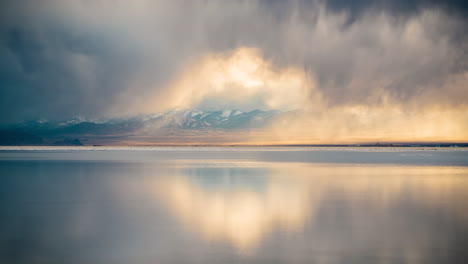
[1,147,467,263]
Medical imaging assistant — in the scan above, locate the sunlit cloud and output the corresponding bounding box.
[136,46,468,143]
[140,47,317,112]
[0,0,466,143]
[264,104,468,143]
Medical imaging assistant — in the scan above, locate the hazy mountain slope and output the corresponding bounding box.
[0,110,286,145]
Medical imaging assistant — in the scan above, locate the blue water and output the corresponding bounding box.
[1,147,467,263]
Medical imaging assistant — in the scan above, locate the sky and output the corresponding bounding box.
[0,0,467,142]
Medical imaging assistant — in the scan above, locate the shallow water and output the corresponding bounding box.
[1,147,467,263]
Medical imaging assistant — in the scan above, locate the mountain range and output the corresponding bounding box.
[0,109,286,145]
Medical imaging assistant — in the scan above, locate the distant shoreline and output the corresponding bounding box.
[1,143,467,148]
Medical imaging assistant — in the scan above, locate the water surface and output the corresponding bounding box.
[1,147,467,263]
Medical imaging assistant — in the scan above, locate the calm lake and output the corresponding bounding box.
[1,147,467,263]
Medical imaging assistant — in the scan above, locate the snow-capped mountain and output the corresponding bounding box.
[141,109,281,131]
[0,109,295,145]
[5,109,285,136]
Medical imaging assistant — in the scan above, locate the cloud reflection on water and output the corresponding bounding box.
[152,162,468,253]
[156,166,311,251]
[1,153,468,263]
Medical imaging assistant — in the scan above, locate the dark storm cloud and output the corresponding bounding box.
[261,0,468,18]
[0,0,466,124]
[3,27,107,118]
[0,5,161,123]
[323,0,468,16]
[259,0,468,28]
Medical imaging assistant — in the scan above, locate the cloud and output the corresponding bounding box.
[0,0,466,134]
[138,47,317,112]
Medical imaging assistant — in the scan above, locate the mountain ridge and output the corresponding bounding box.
[0,109,286,145]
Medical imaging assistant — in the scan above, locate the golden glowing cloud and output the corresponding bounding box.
[143,47,319,112]
[138,47,468,144]
[264,105,468,144]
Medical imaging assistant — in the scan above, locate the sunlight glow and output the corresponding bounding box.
[139,47,468,144]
